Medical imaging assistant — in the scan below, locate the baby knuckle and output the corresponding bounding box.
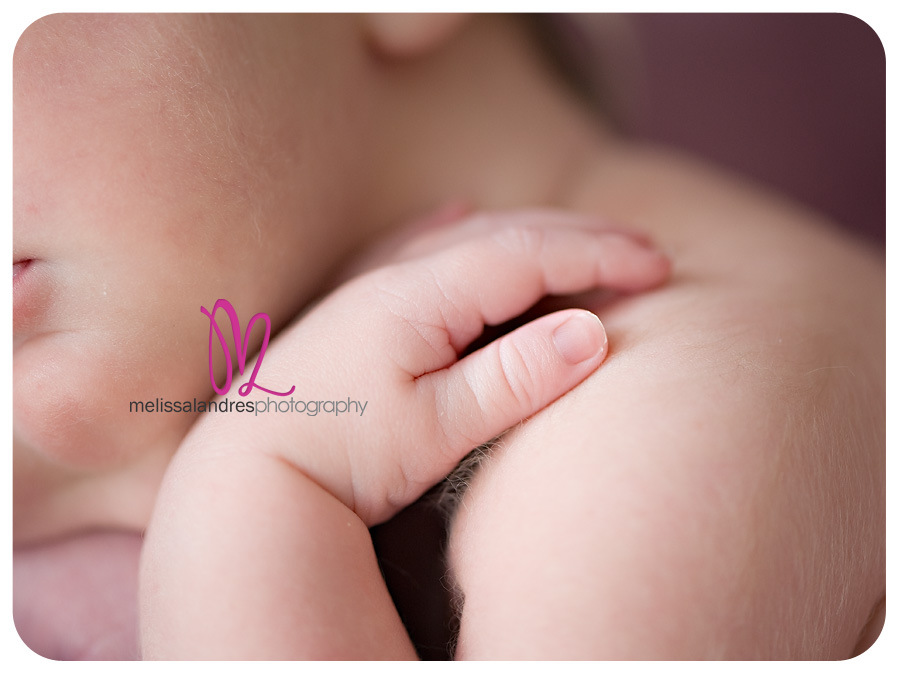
[496,339,537,412]
[490,223,548,258]
[367,267,412,302]
[435,374,486,454]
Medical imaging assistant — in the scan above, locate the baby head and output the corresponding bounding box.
[13,13,609,474]
[14,14,376,469]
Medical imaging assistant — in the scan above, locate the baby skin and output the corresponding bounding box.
[138,210,670,659]
[15,13,884,661]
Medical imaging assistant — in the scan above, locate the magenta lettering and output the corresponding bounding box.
[201,299,295,397]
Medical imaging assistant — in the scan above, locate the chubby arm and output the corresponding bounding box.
[139,212,669,659]
[447,152,886,659]
[140,447,413,659]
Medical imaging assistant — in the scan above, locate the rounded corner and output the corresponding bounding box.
[833,12,886,63]
[844,598,886,661]
[10,610,58,662]
[12,12,63,66]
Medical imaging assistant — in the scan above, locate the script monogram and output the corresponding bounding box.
[201,299,295,397]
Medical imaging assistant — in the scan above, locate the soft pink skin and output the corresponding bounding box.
[12,15,387,659]
[13,532,142,660]
[447,152,886,659]
[14,14,884,661]
[139,212,670,659]
[13,14,376,544]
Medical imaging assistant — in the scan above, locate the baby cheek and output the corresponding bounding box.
[15,350,114,468]
[13,336,195,471]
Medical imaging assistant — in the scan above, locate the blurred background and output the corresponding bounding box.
[626,13,885,245]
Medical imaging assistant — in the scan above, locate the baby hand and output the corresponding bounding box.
[226,209,670,525]
[140,209,669,658]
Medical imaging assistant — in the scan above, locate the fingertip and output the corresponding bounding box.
[551,310,608,366]
[618,239,673,291]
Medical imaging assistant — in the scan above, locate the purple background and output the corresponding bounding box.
[628,13,885,244]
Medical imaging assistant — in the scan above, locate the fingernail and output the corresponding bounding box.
[595,224,658,250]
[552,312,606,365]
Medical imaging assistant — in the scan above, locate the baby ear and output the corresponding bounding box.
[363,13,470,59]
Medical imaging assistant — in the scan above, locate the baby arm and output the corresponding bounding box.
[139,211,669,659]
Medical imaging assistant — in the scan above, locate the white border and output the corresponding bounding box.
[3,3,894,673]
